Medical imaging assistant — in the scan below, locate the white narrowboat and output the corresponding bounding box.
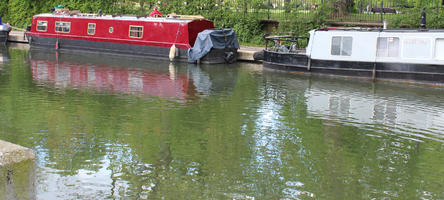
[263,28,444,83]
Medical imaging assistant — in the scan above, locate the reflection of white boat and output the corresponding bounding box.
[0,53,5,63]
[0,46,9,64]
[303,80,444,141]
[264,28,444,83]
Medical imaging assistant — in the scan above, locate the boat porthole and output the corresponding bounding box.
[109,27,114,33]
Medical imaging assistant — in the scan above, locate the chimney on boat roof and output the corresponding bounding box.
[420,8,426,29]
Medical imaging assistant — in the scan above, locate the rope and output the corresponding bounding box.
[8,26,26,32]
[173,22,182,45]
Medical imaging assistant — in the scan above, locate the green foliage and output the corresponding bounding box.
[0,0,121,27]
[428,11,444,28]
[232,15,264,45]
[388,7,444,28]
[279,2,331,37]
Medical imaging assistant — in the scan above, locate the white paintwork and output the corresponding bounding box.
[308,30,378,62]
[0,24,11,31]
[307,29,444,65]
[376,31,443,64]
[436,39,444,60]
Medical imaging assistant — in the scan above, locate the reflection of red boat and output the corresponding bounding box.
[31,59,191,99]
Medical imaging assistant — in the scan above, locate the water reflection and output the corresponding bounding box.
[29,50,240,102]
[254,71,444,199]
[0,46,9,65]
[2,47,444,199]
[303,77,444,142]
[30,50,196,100]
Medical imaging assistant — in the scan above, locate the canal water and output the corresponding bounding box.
[1,45,444,199]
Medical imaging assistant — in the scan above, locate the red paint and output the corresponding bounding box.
[27,14,214,49]
[31,59,191,99]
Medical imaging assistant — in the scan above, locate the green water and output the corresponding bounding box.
[1,45,444,199]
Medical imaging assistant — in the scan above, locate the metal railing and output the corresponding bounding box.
[224,0,443,23]
[264,33,309,53]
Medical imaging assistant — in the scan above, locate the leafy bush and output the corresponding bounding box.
[1,0,442,45]
[388,8,444,28]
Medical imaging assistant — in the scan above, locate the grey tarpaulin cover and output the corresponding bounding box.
[188,29,239,62]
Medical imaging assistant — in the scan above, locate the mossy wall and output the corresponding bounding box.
[0,160,36,200]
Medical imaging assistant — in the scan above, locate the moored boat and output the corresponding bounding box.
[26,9,238,64]
[0,17,11,45]
[263,28,444,83]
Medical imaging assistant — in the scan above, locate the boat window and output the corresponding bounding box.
[109,27,113,33]
[331,37,341,55]
[55,21,70,33]
[377,37,399,57]
[435,38,444,60]
[88,23,96,35]
[331,36,352,56]
[129,26,143,38]
[36,21,47,32]
[403,38,431,59]
[342,37,352,56]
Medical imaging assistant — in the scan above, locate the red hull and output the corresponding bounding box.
[26,14,214,49]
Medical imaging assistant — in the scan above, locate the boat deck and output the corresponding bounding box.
[8,30,28,43]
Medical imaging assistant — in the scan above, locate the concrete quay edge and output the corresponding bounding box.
[238,45,264,62]
[0,140,35,166]
[8,30,28,43]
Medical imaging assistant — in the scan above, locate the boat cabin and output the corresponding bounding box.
[306,28,444,65]
[28,13,214,49]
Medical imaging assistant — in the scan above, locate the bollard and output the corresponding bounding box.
[0,140,36,200]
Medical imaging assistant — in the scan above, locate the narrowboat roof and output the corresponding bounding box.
[34,13,195,23]
[316,27,444,33]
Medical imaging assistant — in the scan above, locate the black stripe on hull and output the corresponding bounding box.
[28,36,236,64]
[264,50,308,68]
[0,31,8,44]
[264,51,444,83]
[29,35,188,61]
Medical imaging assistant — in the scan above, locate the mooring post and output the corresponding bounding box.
[420,8,426,29]
[307,58,312,71]
[372,63,377,81]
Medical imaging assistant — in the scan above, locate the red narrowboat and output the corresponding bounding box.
[26,11,239,63]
